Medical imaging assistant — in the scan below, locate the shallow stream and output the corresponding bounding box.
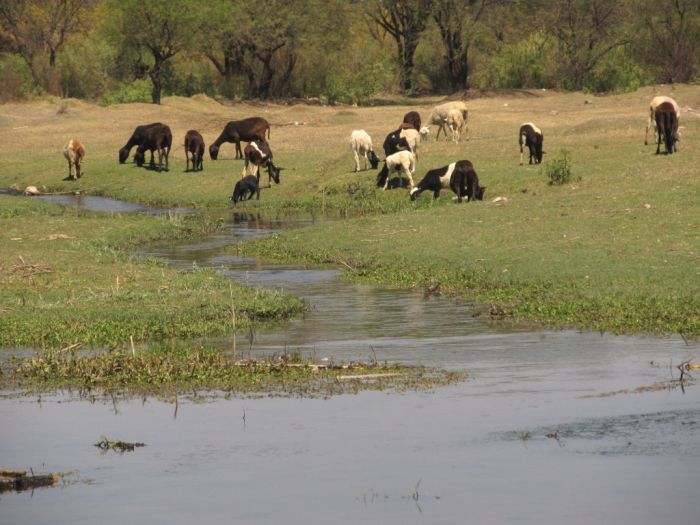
[1,197,698,524]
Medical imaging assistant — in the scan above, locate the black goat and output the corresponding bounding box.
[184,130,205,171]
[119,122,164,164]
[230,175,260,204]
[134,124,172,171]
[654,101,679,155]
[519,123,543,165]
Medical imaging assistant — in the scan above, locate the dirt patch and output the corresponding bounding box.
[444,88,546,101]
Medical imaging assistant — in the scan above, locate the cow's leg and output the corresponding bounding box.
[235,141,242,159]
[353,150,360,172]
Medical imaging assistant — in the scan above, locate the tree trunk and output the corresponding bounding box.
[149,62,162,104]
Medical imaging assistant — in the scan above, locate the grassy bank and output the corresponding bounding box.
[4,346,464,398]
[1,86,699,336]
[0,195,303,349]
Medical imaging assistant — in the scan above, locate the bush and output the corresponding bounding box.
[0,54,36,102]
[584,47,646,93]
[101,79,152,105]
[544,150,579,185]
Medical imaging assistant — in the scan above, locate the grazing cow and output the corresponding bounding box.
[445,108,466,142]
[376,150,416,190]
[230,175,260,204]
[519,122,543,165]
[134,124,172,171]
[210,117,270,160]
[410,160,485,203]
[654,101,679,155]
[119,122,164,164]
[645,96,680,149]
[350,130,380,172]
[184,130,205,172]
[383,129,412,157]
[428,101,469,141]
[63,139,85,180]
[242,139,281,187]
[400,111,422,131]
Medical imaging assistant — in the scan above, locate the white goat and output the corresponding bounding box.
[376,150,416,190]
[63,139,85,180]
[645,96,681,149]
[428,101,469,141]
[399,128,421,160]
[445,108,466,142]
[350,130,380,172]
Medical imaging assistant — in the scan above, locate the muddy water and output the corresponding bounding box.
[1,200,699,525]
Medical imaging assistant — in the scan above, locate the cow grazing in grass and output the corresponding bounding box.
[410,160,485,203]
[210,117,270,160]
[242,139,282,187]
[519,122,543,165]
[654,101,679,155]
[119,122,164,164]
[134,124,172,171]
[376,150,416,190]
[184,130,205,172]
[646,96,680,148]
[350,130,380,172]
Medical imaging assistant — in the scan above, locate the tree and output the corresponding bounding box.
[108,0,202,104]
[0,0,94,93]
[366,0,432,93]
[545,0,630,90]
[432,0,504,91]
[636,0,700,83]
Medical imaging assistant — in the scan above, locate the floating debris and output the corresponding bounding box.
[0,468,60,492]
[94,436,146,453]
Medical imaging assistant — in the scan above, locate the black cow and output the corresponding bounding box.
[184,130,205,171]
[133,124,172,171]
[119,122,164,164]
[654,101,679,155]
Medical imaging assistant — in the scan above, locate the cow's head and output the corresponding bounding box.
[475,185,486,201]
[118,147,129,164]
[268,162,282,184]
[209,144,220,160]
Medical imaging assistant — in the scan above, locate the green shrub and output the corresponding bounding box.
[101,79,152,105]
[584,47,646,93]
[544,150,579,185]
[0,54,36,102]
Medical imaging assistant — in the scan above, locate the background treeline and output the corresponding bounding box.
[1,0,699,105]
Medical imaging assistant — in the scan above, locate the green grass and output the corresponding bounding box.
[1,87,699,337]
[0,195,303,349]
[5,346,464,398]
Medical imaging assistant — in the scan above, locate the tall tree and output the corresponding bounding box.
[108,0,202,104]
[0,0,93,93]
[545,0,630,90]
[432,0,504,91]
[637,0,700,83]
[367,0,432,93]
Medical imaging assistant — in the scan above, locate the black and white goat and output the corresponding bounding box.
[230,175,260,204]
[376,150,416,190]
[242,139,282,187]
[350,130,380,172]
[519,122,543,165]
[409,160,485,203]
[383,129,412,157]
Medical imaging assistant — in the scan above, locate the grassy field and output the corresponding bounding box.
[1,86,699,337]
[0,196,302,349]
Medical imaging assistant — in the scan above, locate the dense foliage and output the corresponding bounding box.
[1,0,699,103]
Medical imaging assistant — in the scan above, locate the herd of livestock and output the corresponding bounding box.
[60,94,682,205]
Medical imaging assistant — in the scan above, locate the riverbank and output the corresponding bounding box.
[0,195,303,350]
